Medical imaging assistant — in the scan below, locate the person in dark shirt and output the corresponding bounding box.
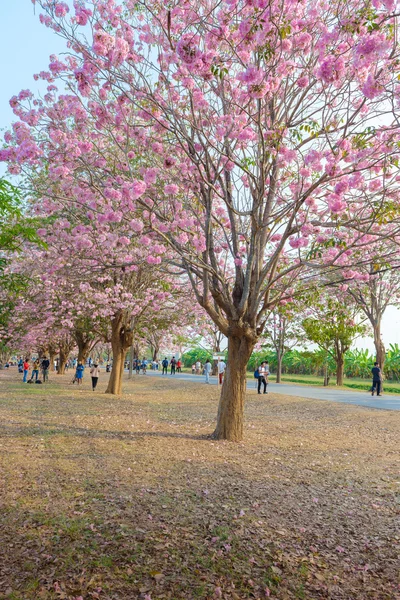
[41,357,50,383]
[371,362,382,396]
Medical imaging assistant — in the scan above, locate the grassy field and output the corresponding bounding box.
[0,368,399,600]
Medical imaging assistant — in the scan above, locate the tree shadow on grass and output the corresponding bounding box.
[0,422,212,441]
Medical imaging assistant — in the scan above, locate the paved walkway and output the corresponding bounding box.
[141,370,400,411]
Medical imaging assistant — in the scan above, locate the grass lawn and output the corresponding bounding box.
[0,368,399,600]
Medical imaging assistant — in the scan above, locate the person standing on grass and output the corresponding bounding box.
[30,359,40,382]
[218,359,226,385]
[258,361,268,394]
[204,359,212,384]
[22,358,30,383]
[371,362,383,396]
[90,363,100,391]
[75,361,85,386]
[170,356,177,375]
[162,357,168,375]
[41,356,50,383]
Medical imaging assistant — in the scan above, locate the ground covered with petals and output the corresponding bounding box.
[0,370,399,600]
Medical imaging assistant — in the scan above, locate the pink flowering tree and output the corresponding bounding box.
[341,250,400,374]
[4,0,400,438]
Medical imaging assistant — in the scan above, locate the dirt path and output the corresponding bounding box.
[0,369,399,600]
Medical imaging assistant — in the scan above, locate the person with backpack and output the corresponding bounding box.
[41,356,50,383]
[258,361,268,394]
[30,359,40,382]
[170,356,177,375]
[162,357,168,375]
[22,358,30,383]
[90,363,100,391]
[75,362,85,385]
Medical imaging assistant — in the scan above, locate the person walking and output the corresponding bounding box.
[90,363,100,391]
[371,362,383,396]
[30,359,40,382]
[162,357,168,375]
[258,361,268,394]
[142,358,147,374]
[22,358,30,383]
[195,360,201,375]
[204,359,212,383]
[75,362,85,386]
[176,359,182,373]
[170,356,177,375]
[218,359,226,385]
[41,356,50,383]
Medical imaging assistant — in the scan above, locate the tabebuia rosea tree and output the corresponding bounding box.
[3,0,400,440]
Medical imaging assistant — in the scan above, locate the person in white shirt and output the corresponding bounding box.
[218,360,226,385]
[258,361,269,394]
[204,359,212,383]
[195,360,201,375]
[90,363,100,391]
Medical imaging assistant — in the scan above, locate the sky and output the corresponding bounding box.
[0,1,399,354]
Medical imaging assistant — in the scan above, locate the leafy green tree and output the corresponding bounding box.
[0,179,43,255]
[181,347,213,368]
[262,305,305,383]
[303,300,367,385]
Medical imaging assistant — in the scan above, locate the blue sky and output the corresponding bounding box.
[0,1,398,351]
[0,0,67,154]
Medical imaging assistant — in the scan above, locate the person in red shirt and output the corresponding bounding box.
[22,359,30,383]
[176,359,182,373]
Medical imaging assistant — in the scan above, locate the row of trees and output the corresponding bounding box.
[1,0,400,440]
[250,345,400,381]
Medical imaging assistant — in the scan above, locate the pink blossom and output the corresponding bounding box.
[296,76,309,88]
[176,34,202,65]
[54,2,69,18]
[164,184,179,195]
[318,56,345,84]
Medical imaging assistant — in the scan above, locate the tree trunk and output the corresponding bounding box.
[105,313,133,395]
[77,341,91,364]
[323,361,329,386]
[336,354,344,386]
[152,345,159,361]
[212,335,254,442]
[276,350,282,383]
[48,347,56,372]
[106,342,126,394]
[373,322,385,378]
[58,347,68,375]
